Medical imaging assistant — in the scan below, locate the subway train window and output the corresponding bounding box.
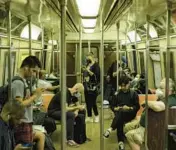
[163,51,175,81]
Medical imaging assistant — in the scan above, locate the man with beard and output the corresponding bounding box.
[0,101,25,150]
[103,76,140,150]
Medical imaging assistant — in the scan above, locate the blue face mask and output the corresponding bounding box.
[74,92,81,98]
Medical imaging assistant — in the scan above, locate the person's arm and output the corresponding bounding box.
[12,80,44,106]
[66,104,82,112]
[129,92,140,113]
[46,85,60,91]
[148,101,165,112]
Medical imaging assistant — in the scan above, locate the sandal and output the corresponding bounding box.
[67,140,79,148]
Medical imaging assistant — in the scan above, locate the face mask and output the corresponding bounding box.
[74,92,81,98]
[155,88,164,99]
[86,59,92,64]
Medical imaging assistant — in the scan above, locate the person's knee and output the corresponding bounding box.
[34,131,45,143]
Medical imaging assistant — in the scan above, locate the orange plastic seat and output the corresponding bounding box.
[41,94,54,112]
[137,94,157,116]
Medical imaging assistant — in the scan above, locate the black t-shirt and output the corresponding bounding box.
[48,89,78,114]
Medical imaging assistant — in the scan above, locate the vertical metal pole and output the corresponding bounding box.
[57,40,59,76]
[88,40,91,52]
[164,2,171,150]
[51,31,54,72]
[28,15,32,56]
[144,15,150,150]
[100,3,104,150]
[60,0,67,149]
[6,2,12,101]
[28,15,33,98]
[116,23,119,91]
[41,24,44,69]
[76,43,79,82]
[135,23,139,74]
[79,25,82,83]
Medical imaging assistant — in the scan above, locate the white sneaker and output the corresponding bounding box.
[94,116,99,123]
[86,117,93,123]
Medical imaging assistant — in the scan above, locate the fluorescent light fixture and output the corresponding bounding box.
[84,28,95,33]
[76,0,100,16]
[127,31,141,42]
[144,24,158,38]
[82,19,97,28]
[21,24,41,40]
[48,40,57,45]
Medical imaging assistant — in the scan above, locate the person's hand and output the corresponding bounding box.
[122,105,133,110]
[78,105,85,111]
[82,66,87,71]
[106,75,110,82]
[74,110,79,117]
[114,106,121,111]
[34,88,45,96]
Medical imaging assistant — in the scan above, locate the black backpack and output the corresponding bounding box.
[0,76,26,112]
[74,114,87,144]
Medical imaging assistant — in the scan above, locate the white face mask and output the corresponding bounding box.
[155,88,164,99]
[74,92,81,98]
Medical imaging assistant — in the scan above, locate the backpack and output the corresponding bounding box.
[33,110,56,135]
[109,90,135,111]
[44,134,56,150]
[74,114,87,144]
[0,76,26,112]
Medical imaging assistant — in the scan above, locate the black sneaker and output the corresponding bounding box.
[118,141,125,150]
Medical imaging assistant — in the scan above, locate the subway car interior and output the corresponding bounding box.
[0,0,176,150]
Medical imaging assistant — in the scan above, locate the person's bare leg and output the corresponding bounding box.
[128,141,140,150]
[33,131,45,150]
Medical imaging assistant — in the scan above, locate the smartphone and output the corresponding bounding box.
[21,143,33,148]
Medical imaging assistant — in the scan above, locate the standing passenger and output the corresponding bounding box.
[12,56,45,150]
[82,53,100,123]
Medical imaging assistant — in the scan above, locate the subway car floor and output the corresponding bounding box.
[51,116,133,150]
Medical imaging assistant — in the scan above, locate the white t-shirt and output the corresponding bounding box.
[38,79,52,89]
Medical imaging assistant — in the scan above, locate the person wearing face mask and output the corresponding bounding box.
[0,101,26,150]
[48,83,90,147]
[82,53,100,123]
[103,76,140,150]
[124,78,175,150]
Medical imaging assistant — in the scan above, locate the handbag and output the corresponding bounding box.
[83,74,100,95]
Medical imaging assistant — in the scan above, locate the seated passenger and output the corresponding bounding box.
[48,83,89,147]
[135,79,152,94]
[130,74,140,89]
[38,70,60,93]
[124,78,175,150]
[103,76,140,150]
[0,101,25,150]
